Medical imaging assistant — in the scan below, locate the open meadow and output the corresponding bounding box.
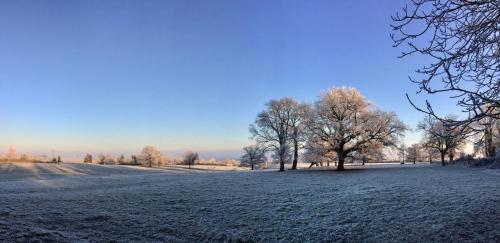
[0,162,499,242]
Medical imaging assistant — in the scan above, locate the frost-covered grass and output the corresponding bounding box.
[0,162,499,242]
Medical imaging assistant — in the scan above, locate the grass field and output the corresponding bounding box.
[0,162,499,242]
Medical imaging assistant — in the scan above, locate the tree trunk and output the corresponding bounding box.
[485,127,494,157]
[362,158,366,166]
[401,149,405,164]
[449,154,454,164]
[337,155,345,171]
[279,142,286,172]
[251,163,254,170]
[279,159,285,172]
[440,153,445,166]
[291,136,299,170]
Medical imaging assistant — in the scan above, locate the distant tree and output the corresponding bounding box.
[309,87,407,171]
[202,158,218,165]
[83,154,93,163]
[222,158,238,166]
[240,145,267,170]
[183,152,199,169]
[117,154,126,164]
[425,147,440,163]
[20,154,28,162]
[140,146,162,167]
[392,0,499,127]
[7,145,16,161]
[303,139,328,168]
[406,144,421,164]
[250,98,297,172]
[131,155,139,165]
[160,156,171,165]
[97,154,106,165]
[57,156,62,163]
[357,143,384,165]
[418,116,468,166]
[103,155,116,165]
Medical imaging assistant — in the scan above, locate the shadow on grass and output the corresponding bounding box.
[161,165,244,173]
[291,167,368,174]
[290,163,435,174]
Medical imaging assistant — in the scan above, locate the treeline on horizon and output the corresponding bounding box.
[2,86,498,171]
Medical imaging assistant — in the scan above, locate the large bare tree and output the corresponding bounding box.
[250,98,296,172]
[288,102,311,170]
[309,87,407,171]
[392,0,499,127]
[417,116,468,166]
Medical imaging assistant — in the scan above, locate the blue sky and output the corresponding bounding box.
[0,0,460,159]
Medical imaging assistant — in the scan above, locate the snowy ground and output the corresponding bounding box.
[0,162,499,242]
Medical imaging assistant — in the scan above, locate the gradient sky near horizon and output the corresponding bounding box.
[0,0,462,158]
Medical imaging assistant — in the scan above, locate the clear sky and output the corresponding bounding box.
[0,0,460,159]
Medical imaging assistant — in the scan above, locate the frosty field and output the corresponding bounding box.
[0,162,499,242]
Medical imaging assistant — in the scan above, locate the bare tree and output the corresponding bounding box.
[117,154,126,164]
[303,139,328,168]
[140,146,162,167]
[105,155,117,165]
[240,145,267,170]
[83,154,93,163]
[310,87,407,171]
[131,155,139,165]
[425,147,441,163]
[289,102,311,170]
[392,0,499,127]
[356,142,384,165]
[406,144,421,164]
[417,116,468,166]
[183,151,199,169]
[97,154,106,165]
[250,98,296,172]
[290,102,312,170]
